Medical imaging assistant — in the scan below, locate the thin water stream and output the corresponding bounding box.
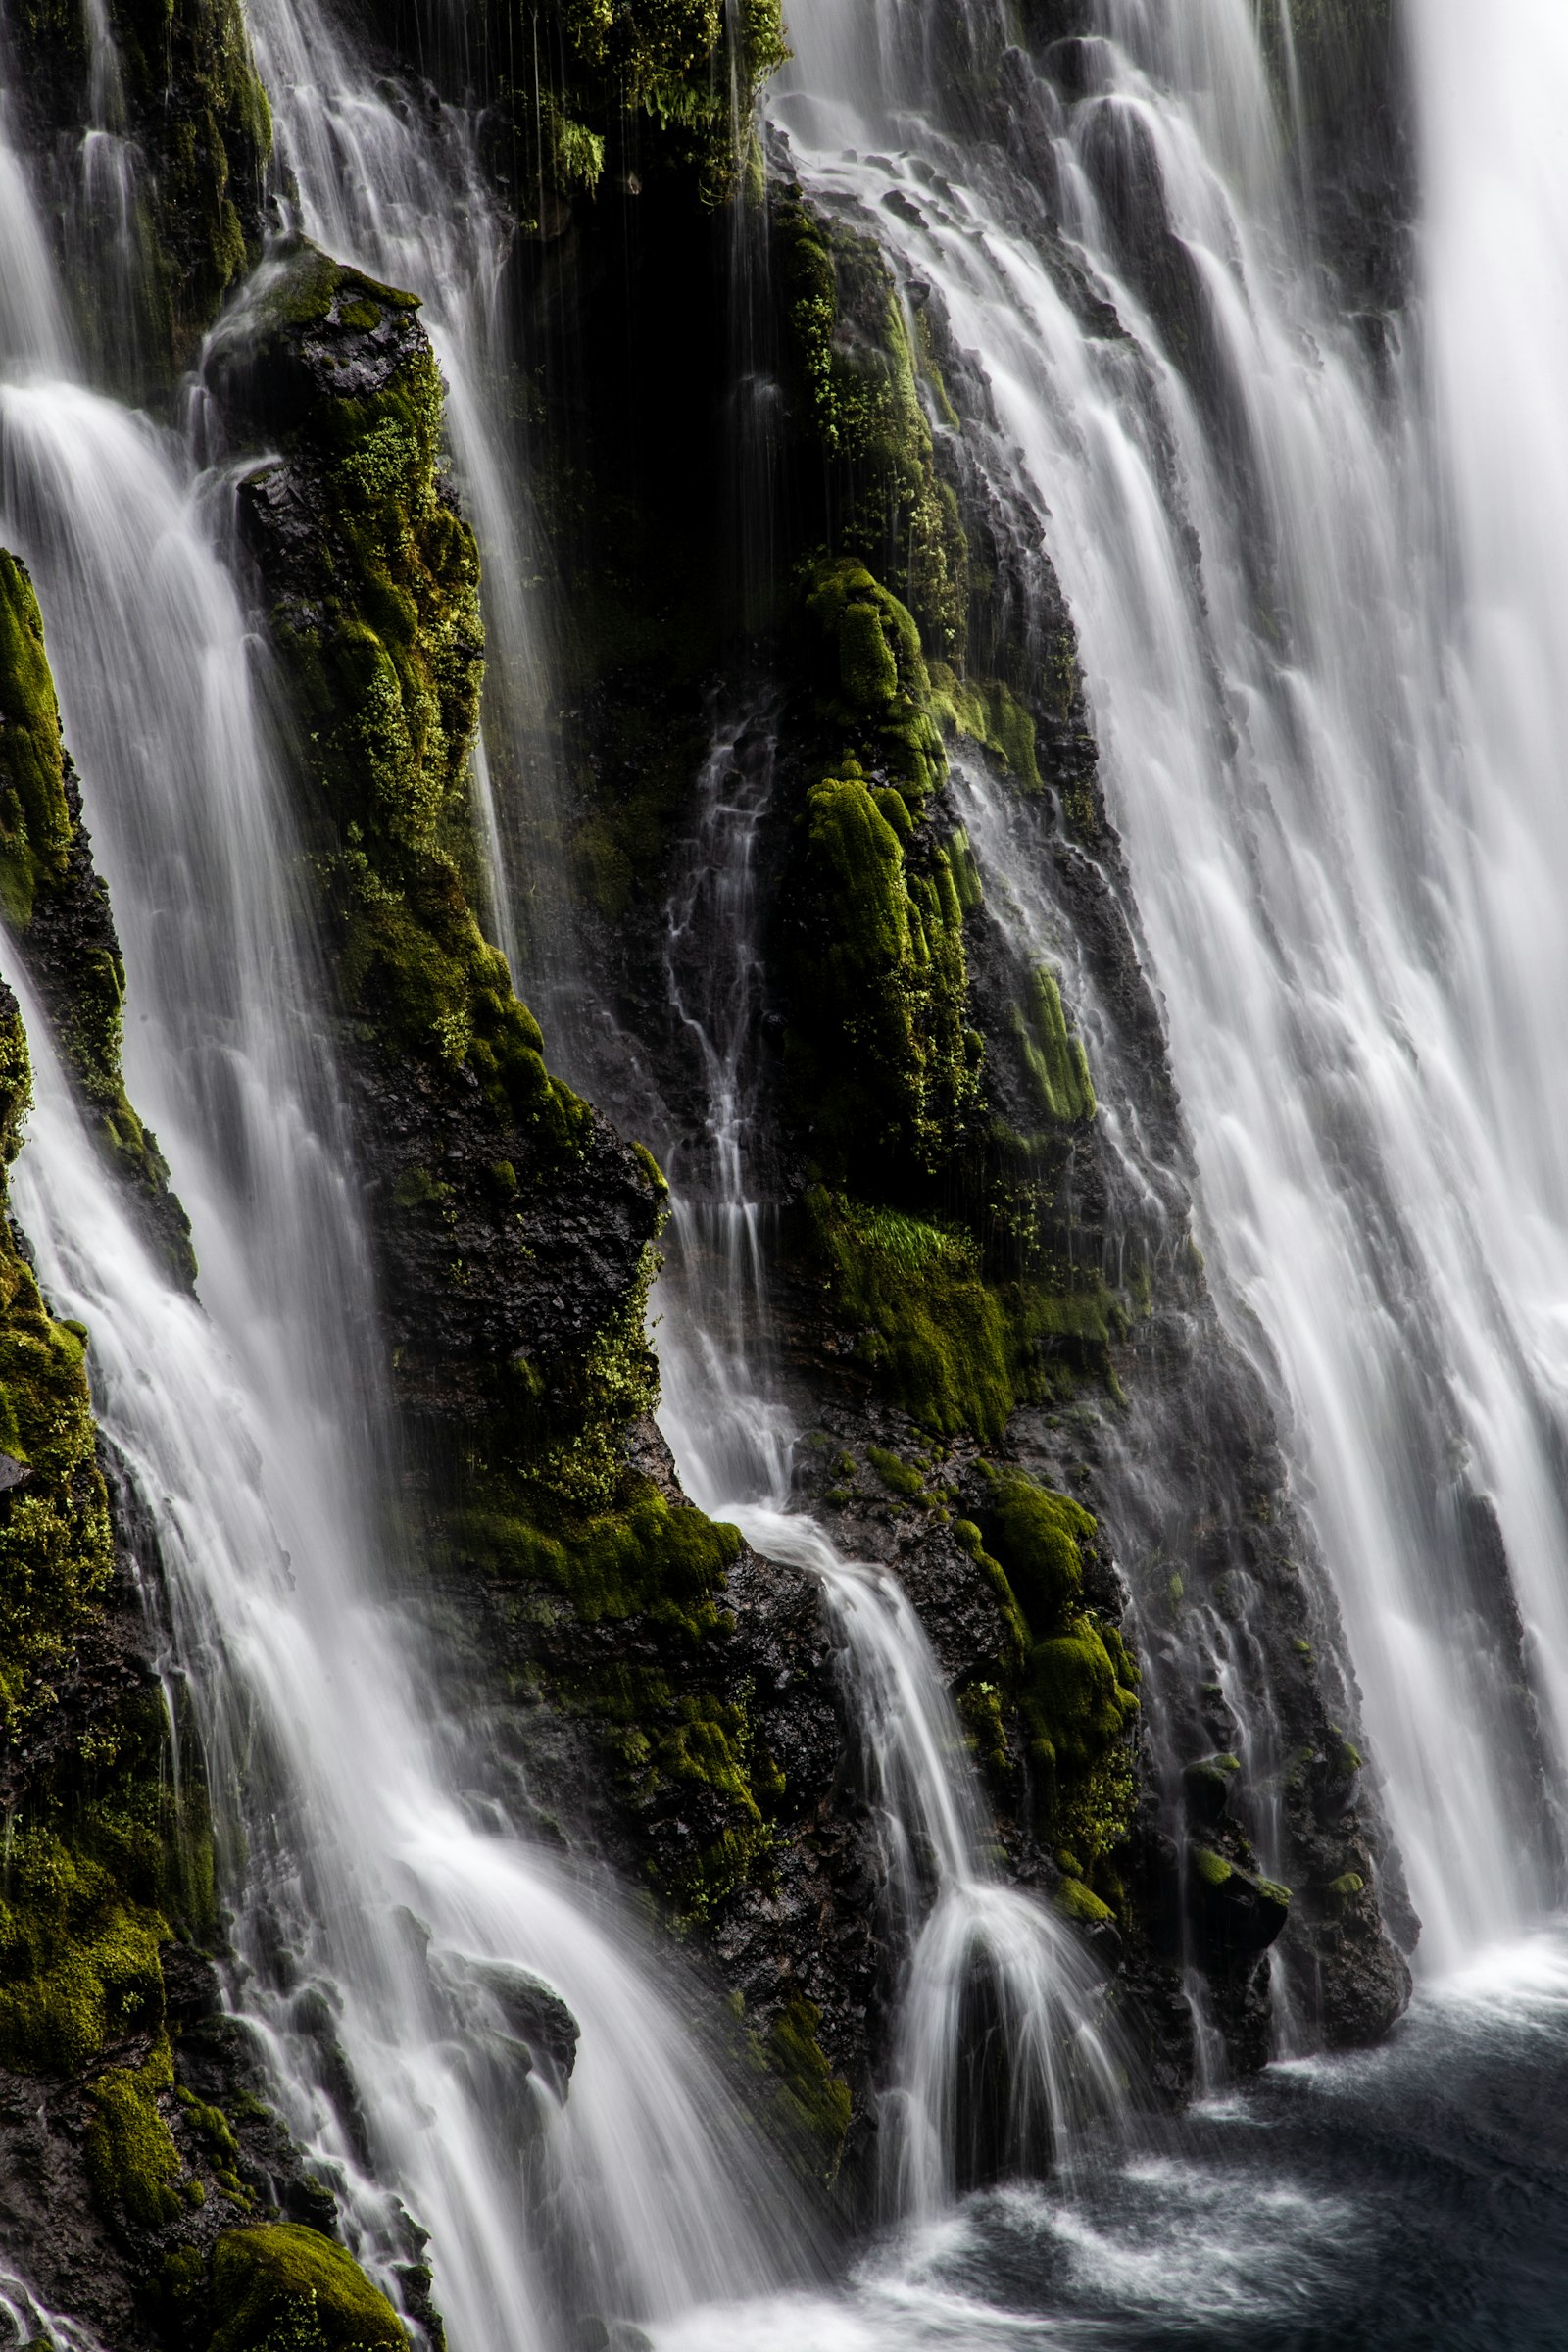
[243,0,560,985]
[652,716,1135,2223]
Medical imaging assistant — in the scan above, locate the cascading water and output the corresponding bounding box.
[6,0,1568,2333]
[652,719,1134,2221]
[0,61,812,2352]
[767,0,1568,1971]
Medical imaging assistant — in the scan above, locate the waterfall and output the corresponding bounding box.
[0,392,799,2352]
[0,77,812,2352]
[653,715,1134,2218]
[769,0,1568,1970]
[5,0,1568,2329]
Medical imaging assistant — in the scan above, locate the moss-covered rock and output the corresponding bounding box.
[216,243,776,1927]
[804,1192,1014,1442]
[768,217,1122,1443]
[0,551,195,1285]
[763,1994,852,2181]
[776,201,967,661]
[0,990,113,1742]
[86,2036,184,2230]
[207,2224,406,2351]
[975,1473,1141,1897]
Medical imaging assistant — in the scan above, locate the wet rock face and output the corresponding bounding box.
[210,241,663,1481]
[2,0,270,393]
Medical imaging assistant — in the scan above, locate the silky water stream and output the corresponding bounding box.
[241,0,565,988]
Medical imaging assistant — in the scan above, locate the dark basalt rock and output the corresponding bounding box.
[467,1962,581,2101]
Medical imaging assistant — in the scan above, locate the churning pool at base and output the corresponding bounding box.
[659,1926,1568,2351]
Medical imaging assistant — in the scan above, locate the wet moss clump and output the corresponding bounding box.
[927,663,1042,791]
[786,762,979,1181]
[764,1995,853,2180]
[0,1721,187,2077]
[802,560,950,807]
[806,1191,1014,1442]
[976,1473,1141,1898]
[776,202,967,659]
[1014,966,1096,1126]
[86,2035,184,2229]
[0,552,194,1283]
[207,2224,407,2351]
[455,1481,742,1640]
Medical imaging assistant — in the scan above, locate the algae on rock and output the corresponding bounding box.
[0,549,195,1285]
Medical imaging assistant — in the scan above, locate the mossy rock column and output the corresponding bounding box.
[211,242,783,1926]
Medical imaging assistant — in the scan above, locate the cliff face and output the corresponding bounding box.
[465,66,1413,2095]
[0,0,1431,2330]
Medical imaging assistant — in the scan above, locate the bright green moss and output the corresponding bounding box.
[806,1190,1015,1441]
[0,1849,165,2074]
[781,549,1123,1435]
[983,1475,1094,1629]
[1027,1621,1141,1777]
[208,2225,406,2352]
[1014,966,1097,1126]
[457,1483,741,1639]
[956,1678,1009,1776]
[866,1445,923,1499]
[787,735,978,1183]
[0,551,72,928]
[973,1474,1141,1890]
[1055,1876,1113,1926]
[0,1680,207,2076]
[86,2035,183,2229]
[928,663,1042,790]
[176,2081,242,2167]
[803,561,946,806]
[0,556,193,1277]
[765,1996,852,2177]
[776,206,967,658]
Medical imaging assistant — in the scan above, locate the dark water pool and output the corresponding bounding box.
[661,1930,1568,2351]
